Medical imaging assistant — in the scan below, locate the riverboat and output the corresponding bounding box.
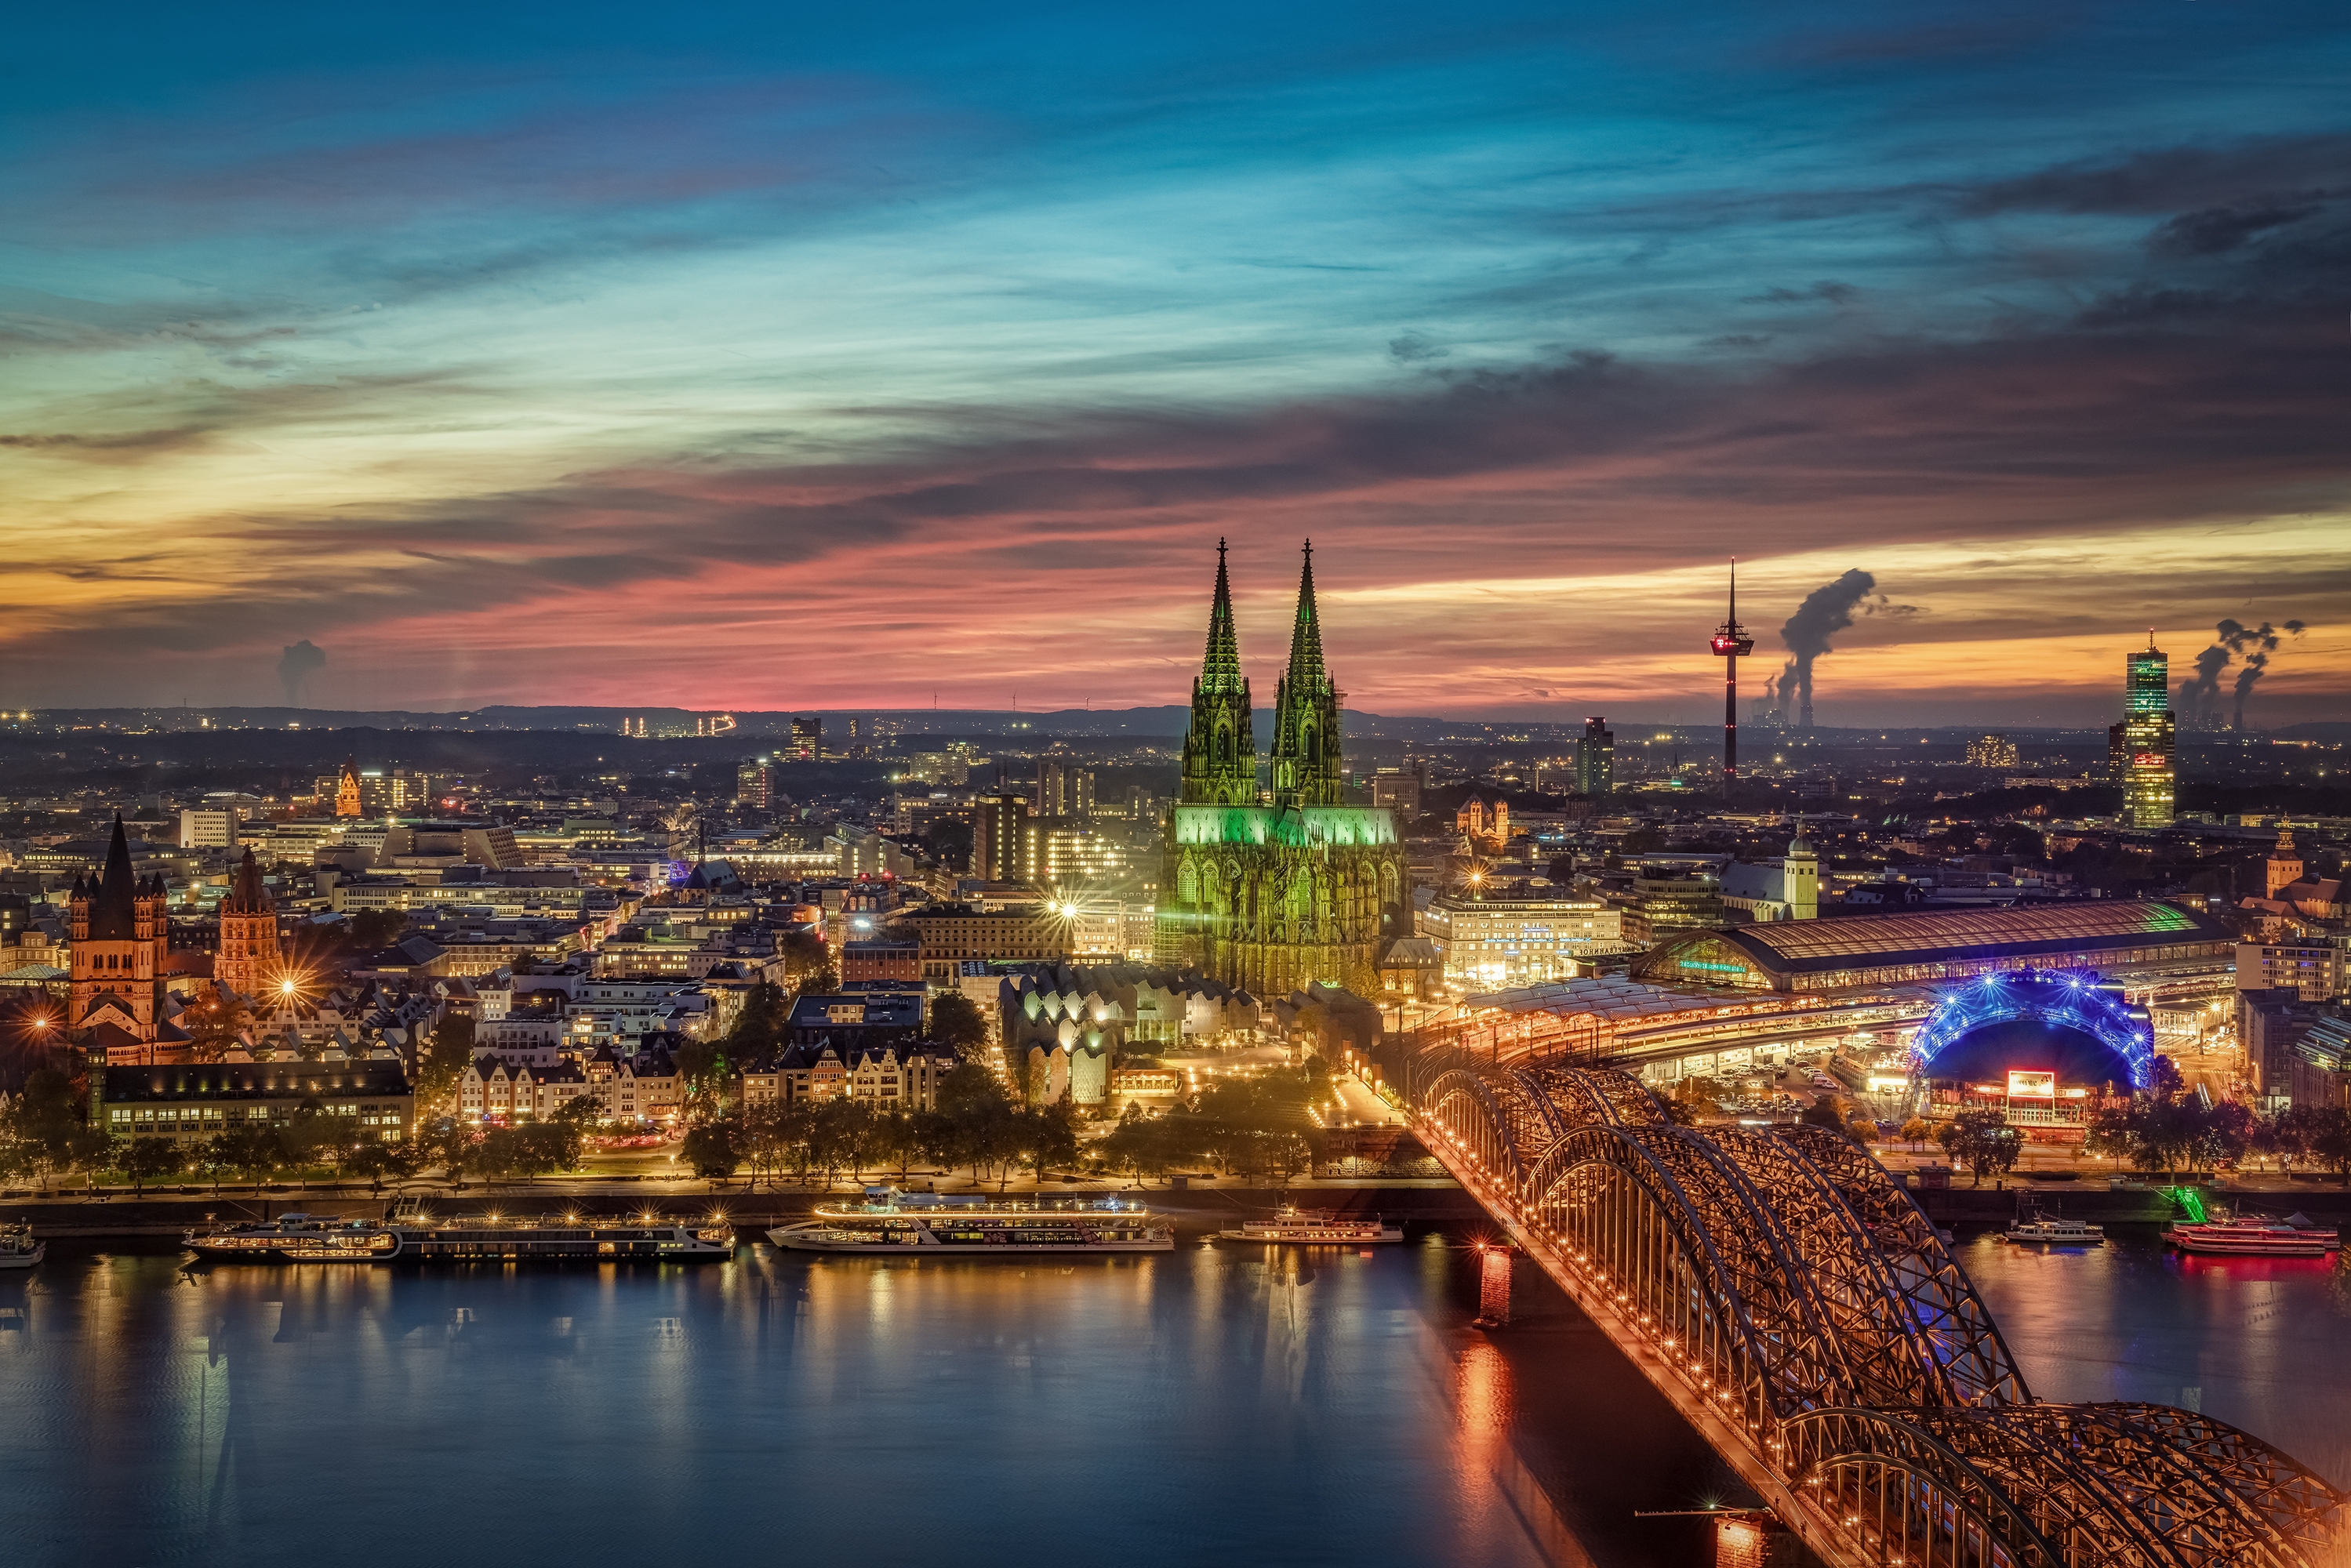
[1215,1204,1404,1245]
[2003,1216,2105,1245]
[187,1214,399,1262]
[2166,1215,2340,1258]
[769,1189,1172,1254]
[187,1210,735,1263]
[0,1222,45,1270]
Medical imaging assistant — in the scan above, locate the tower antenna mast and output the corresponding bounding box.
[1710,560,1756,802]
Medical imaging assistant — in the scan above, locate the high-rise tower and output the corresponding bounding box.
[1709,562,1756,797]
[1177,539,1258,807]
[2116,631,2175,829]
[1271,541,1344,809]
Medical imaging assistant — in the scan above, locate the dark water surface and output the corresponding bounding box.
[5,1226,2342,1568]
[1960,1225,2351,1488]
[0,1234,1734,1568]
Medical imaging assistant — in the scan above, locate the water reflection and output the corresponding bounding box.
[1960,1228,2351,1487]
[0,1238,1733,1568]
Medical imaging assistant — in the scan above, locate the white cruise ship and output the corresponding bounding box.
[769,1189,1172,1254]
[1216,1204,1404,1245]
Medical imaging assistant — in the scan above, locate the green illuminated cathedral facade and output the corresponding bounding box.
[1155,541,1411,1000]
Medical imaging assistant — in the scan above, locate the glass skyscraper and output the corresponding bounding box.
[2114,633,2175,828]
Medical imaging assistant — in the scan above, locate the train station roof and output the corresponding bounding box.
[1633,901,2233,993]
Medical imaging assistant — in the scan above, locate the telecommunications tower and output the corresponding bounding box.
[1710,561,1755,800]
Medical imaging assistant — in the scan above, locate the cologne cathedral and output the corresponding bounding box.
[1154,541,1410,999]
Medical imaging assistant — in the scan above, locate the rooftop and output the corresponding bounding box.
[1678,901,2229,977]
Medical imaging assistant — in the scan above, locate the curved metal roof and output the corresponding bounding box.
[1648,901,2229,978]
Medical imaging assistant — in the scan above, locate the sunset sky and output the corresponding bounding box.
[5,1,2346,725]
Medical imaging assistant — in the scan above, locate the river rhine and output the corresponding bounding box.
[1,1225,2344,1567]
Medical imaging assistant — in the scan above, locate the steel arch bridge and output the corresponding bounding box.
[1415,1063,2346,1568]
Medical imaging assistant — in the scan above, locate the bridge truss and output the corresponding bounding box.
[1416,1064,2346,1568]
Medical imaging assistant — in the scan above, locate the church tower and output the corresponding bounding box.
[2267,825,2302,898]
[215,847,282,1000]
[1271,541,1344,809]
[336,756,363,818]
[70,816,179,1064]
[1178,539,1258,806]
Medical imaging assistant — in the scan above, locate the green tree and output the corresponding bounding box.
[3,1068,83,1192]
[926,993,990,1052]
[2311,1109,2351,1183]
[1941,1107,2022,1187]
[122,1135,184,1196]
[681,1120,743,1179]
[414,1014,478,1120]
[186,996,253,1062]
[1020,1105,1081,1183]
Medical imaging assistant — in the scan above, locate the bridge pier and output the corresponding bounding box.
[1714,1512,1818,1568]
[1472,1243,1511,1327]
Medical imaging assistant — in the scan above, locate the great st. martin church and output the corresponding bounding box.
[1154,541,1411,999]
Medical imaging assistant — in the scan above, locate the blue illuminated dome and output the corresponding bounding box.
[1909,967,2155,1091]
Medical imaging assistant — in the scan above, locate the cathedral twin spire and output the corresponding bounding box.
[1178,539,1342,808]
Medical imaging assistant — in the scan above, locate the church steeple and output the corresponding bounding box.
[1178,539,1257,806]
[1272,540,1343,808]
[1201,538,1244,697]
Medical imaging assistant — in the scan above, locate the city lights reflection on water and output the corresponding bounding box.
[0,1234,1728,1568]
[7,1225,2331,1567]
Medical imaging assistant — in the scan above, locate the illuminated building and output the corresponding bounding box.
[1034,760,1096,817]
[736,759,774,808]
[1618,866,1724,948]
[2267,825,2303,898]
[789,716,823,760]
[1964,734,2019,769]
[2109,633,2175,829]
[1371,768,1422,814]
[1633,902,2233,995]
[69,817,187,1064]
[1708,562,1755,793]
[213,848,284,1000]
[334,756,362,817]
[1575,716,1613,798]
[178,808,240,849]
[1719,823,1819,923]
[972,793,1030,882]
[1455,796,1509,851]
[1420,892,1623,988]
[1155,542,1412,997]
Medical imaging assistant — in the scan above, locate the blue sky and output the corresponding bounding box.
[3,1,2346,723]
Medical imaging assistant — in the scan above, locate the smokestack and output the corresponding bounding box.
[277,640,326,706]
[1774,570,1878,729]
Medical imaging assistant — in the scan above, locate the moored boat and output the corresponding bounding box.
[1215,1204,1404,1245]
[0,1221,45,1271]
[2004,1214,2105,1245]
[2166,1215,2340,1258]
[769,1188,1171,1254]
[187,1214,397,1262]
[188,1208,735,1263]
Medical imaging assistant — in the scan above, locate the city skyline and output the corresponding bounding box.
[5,2,2347,722]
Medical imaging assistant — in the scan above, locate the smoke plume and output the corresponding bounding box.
[2174,619,2306,728]
[1772,569,1913,727]
[277,640,325,706]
